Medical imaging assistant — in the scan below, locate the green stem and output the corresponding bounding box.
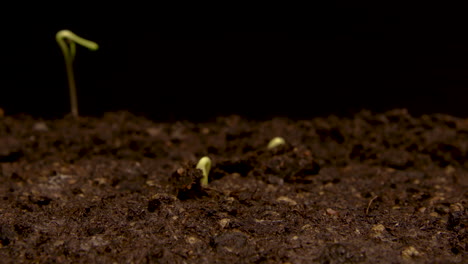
[65,58,78,117]
[56,30,98,117]
[196,156,212,187]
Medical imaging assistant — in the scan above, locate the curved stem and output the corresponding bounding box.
[56,30,98,117]
[196,156,212,187]
[56,30,98,52]
[267,137,286,149]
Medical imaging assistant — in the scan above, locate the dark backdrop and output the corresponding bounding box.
[3,4,468,121]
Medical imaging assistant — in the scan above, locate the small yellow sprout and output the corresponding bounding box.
[196,156,212,187]
[267,137,286,149]
[56,29,99,118]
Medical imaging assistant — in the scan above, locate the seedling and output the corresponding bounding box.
[196,156,212,187]
[267,137,286,149]
[56,29,99,118]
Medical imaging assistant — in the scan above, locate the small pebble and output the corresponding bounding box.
[326,208,339,216]
[32,122,49,132]
[277,196,297,206]
[450,203,464,212]
[186,236,200,245]
[219,218,230,228]
[401,246,420,259]
[371,224,386,238]
[146,127,161,137]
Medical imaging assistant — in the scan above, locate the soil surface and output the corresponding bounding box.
[0,109,467,263]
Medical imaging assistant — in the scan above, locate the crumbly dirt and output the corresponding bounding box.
[0,109,467,263]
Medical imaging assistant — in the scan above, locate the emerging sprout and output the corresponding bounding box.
[267,137,286,149]
[196,156,212,187]
[56,29,99,118]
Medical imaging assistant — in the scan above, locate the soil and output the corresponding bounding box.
[0,109,467,263]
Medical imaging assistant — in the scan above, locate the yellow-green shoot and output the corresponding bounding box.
[56,29,99,118]
[267,137,286,149]
[196,156,212,187]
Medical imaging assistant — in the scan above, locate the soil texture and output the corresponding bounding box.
[0,109,467,263]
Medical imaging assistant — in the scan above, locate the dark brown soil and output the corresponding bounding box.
[0,109,466,263]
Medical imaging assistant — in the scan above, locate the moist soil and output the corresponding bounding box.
[0,109,467,263]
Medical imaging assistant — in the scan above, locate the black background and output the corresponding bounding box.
[3,4,468,121]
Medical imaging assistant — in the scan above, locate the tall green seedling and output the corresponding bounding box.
[56,30,98,117]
